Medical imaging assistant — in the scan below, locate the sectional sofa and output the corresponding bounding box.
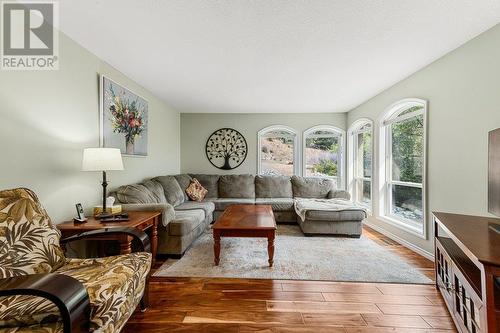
[111,174,366,257]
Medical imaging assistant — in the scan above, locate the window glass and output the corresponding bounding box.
[260,130,295,176]
[304,130,341,186]
[391,114,424,183]
[391,184,423,223]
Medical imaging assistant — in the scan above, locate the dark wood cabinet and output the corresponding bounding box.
[434,212,500,332]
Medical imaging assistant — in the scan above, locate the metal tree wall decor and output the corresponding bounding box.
[206,128,248,170]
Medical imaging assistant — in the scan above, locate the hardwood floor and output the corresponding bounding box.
[123,226,455,333]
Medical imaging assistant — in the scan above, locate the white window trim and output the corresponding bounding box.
[378,98,428,239]
[302,125,346,190]
[347,118,374,213]
[257,125,300,176]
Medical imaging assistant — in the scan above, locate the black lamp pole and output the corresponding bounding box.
[99,171,111,218]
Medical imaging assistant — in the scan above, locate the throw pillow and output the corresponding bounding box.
[186,178,208,202]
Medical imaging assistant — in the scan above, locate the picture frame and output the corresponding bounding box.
[99,75,149,157]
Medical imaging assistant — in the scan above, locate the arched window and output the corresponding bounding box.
[258,125,299,176]
[303,125,345,189]
[379,98,427,237]
[348,119,373,210]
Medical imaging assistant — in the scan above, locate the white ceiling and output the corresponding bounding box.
[59,1,500,113]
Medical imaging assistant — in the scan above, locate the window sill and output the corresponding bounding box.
[378,215,426,239]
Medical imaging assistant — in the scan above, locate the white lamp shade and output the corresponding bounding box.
[82,148,124,171]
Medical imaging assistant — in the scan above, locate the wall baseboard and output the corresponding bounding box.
[363,220,435,261]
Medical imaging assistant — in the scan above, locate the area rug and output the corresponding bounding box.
[154,225,432,284]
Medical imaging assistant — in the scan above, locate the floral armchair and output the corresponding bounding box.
[0,188,152,333]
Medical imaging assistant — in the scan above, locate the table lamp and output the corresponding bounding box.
[82,148,124,218]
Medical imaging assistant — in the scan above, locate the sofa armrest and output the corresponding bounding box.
[120,203,175,227]
[61,227,151,253]
[328,190,351,200]
[0,273,90,333]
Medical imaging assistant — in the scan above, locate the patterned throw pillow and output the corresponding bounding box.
[185,179,208,202]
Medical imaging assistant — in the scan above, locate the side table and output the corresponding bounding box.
[58,211,161,265]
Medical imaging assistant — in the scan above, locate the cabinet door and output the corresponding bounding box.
[452,267,483,333]
[436,241,454,306]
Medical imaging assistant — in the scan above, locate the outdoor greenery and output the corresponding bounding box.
[313,159,337,175]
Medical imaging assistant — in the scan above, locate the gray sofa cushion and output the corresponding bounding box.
[255,176,293,198]
[175,201,215,219]
[142,179,167,203]
[328,190,351,200]
[212,198,255,211]
[291,176,335,198]
[219,174,255,198]
[255,198,294,211]
[189,174,220,198]
[153,175,185,206]
[305,209,366,221]
[116,184,159,204]
[174,174,193,201]
[169,209,205,236]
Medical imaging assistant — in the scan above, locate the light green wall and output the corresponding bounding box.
[347,23,500,255]
[181,113,346,175]
[0,32,180,223]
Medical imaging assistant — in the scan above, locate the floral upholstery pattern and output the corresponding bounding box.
[0,188,152,333]
[0,188,65,278]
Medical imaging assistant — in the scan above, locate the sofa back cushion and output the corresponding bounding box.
[255,175,293,198]
[291,176,335,198]
[0,188,66,278]
[153,176,185,206]
[219,174,255,198]
[174,174,192,201]
[142,179,167,203]
[189,174,220,198]
[116,183,159,204]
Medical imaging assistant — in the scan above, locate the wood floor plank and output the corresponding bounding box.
[238,324,347,332]
[301,313,367,326]
[282,282,382,294]
[376,284,440,296]
[345,327,455,333]
[203,281,283,291]
[151,298,267,311]
[267,300,381,314]
[361,313,432,329]
[322,292,434,305]
[421,315,457,330]
[376,303,451,317]
[183,310,304,324]
[126,310,186,323]
[222,290,325,301]
[122,323,240,333]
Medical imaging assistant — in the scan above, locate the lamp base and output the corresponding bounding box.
[95,212,113,219]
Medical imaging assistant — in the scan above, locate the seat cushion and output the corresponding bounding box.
[189,174,220,198]
[305,209,366,221]
[255,175,293,198]
[58,252,151,333]
[212,198,255,211]
[255,198,294,211]
[218,175,255,198]
[0,294,61,328]
[291,176,335,198]
[169,209,205,236]
[175,201,215,220]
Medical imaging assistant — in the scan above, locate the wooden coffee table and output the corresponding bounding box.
[212,204,277,267]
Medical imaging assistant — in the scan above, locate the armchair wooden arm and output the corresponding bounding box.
[60,227,151,253]
[0,273,90,333]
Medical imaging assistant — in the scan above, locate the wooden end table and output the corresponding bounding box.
[58,211,161,265]
[212,205,277,267]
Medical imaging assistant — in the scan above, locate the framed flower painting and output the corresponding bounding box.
[100,75,148,156]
